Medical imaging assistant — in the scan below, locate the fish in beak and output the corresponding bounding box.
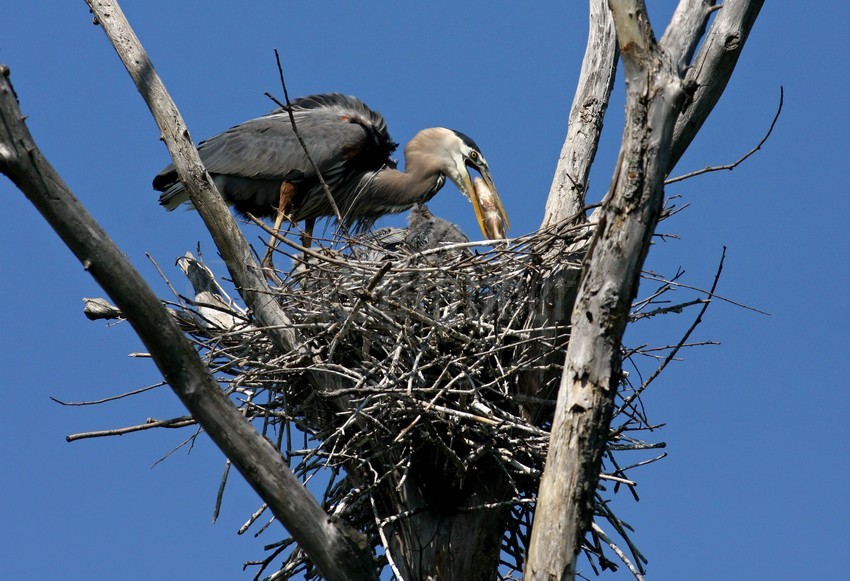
[472,176,509,240]
[452,158,510,240]
[442,128,509,240]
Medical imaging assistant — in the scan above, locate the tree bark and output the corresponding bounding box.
[541,0,619,229]
[380,477,512,581]
[668,0,765,173]
[526,0,695,578]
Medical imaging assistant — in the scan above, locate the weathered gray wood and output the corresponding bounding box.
[541,0,619,228]
[82,297,123,320]
[668,0,765,173]
[84,1,304,358]
[526,1,687,578]
[0,59,376,581]
[661,0,718,75]
[380,477,513,581]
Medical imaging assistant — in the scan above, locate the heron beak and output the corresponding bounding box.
[462,166,510,240]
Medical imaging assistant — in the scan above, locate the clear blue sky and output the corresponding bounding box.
[1,2,847,580]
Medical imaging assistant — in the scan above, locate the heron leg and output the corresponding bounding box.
[301,218,316,249]
[262,182,296,268]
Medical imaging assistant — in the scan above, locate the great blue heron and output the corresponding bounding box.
[153,93,509,256]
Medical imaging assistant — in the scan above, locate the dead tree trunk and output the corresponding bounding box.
[526,1,763,578]
[378,476,513,581]
[517,0,619,428]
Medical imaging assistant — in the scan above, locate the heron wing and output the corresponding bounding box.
[195,109,369,181]
[153,94,396,205]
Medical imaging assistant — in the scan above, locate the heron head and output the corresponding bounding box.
[421,128,509,240]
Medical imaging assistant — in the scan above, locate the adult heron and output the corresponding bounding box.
[153,93,509,253]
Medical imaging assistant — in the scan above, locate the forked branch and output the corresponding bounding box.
[526,0,734,577]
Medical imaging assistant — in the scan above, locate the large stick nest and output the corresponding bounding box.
[174,217,668,579]
[86,217,688,579]
[197,221,585,578]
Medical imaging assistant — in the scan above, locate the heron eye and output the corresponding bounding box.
[469,151,479,162]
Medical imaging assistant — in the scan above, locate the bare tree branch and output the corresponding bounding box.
[83,1,315,374]
[661,0,719,75]
[66,416,197,441]
[1,40,375,581]
[666,86,782,184]
[668,0,765,173]
[526,0,688,577]
[620,247,727,415]
[82,1,384,574]
[541,0,619,228]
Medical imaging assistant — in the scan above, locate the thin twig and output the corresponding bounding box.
[590,522,645,581]
[621,247,728,412]
[50,381,166,406]
[266,49,343,225]
[666,86,783,184]
[66,416,196,442]
[213,459,232,524]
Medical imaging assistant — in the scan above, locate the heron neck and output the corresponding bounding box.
[374,163,444,205]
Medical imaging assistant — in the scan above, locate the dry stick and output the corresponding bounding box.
[327,261,393,360]
[619,247,727,414]
[266,49,343,226]
[253,212,510,272]
[146,251,185,305]
[597,473,636,486]
[615,452,669,475]
[590,522,645,581]
[593,495,648,573]
[631,340,719,355]
[66,416,197,442]
[239,503,270,536]
[602,450,640,500]
[369,495,405,581]
[151,427,204,468]
[252,543,293,581]
[666,86,783,185]
[630,297,707,321]
[212,459,232,524]
[250,216,374,271]
[50,381,166,406]
[640,271,768,315]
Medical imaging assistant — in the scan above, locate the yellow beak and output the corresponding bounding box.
[462,169,510,240]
